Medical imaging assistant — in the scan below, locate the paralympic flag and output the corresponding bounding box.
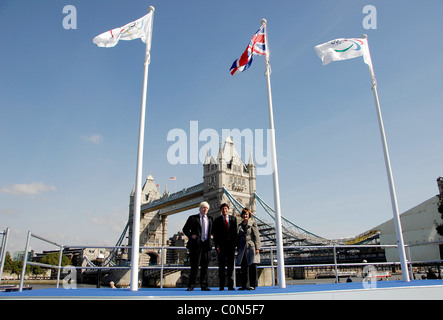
[230,24,267,75]
[93,12,153,48]
[315,34,411,282]
[314,37,371,66]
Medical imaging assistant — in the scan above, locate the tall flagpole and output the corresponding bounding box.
[362,34,410,282]
[130,6,155,292]
[261,19,286,288]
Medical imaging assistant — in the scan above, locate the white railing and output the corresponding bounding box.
[17,231,443,291]
[19,231,65,291]
[0,227,10,285]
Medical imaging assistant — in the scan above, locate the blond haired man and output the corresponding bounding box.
[182,201,213,291]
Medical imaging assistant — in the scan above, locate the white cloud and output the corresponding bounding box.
[82,134,103,144]
[0,182,57,195]
[87,209,127,233]
[0,208,15,216]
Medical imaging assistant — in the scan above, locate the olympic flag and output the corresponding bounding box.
[93,7,155,292]
[93,12,153,48]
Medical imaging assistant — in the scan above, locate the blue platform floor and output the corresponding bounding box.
[2,280,443,300]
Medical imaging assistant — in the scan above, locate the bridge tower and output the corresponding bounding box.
[126,137,257,268]
[203,137,256,220]
[128,174,168,266]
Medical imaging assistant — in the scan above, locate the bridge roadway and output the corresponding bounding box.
[94,183,382,272]
[140,183,204,216]
[138,182,380,247]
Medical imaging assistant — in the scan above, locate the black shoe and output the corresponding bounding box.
[201,287,211,291]
[186,287,194,291]
[228,287,236,291]
[238,287,247,290]
[219,287,224,291]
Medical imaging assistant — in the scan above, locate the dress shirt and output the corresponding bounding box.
[200,213,208,241]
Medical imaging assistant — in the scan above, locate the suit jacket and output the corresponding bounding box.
[182,213,213,251]
[212,214,238,249]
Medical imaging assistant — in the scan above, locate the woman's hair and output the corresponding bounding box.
[241,207,251,218]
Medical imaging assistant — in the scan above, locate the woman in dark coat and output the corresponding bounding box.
[236,207,261,290]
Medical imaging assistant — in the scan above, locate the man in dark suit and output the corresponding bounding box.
[182,201,213,291]
[212,203,238,290]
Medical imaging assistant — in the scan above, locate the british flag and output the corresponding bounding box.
[230,24,267,76]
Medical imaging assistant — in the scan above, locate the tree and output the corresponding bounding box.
[3,252,27,277]
[3,251,13,272]
[39,252,72,267]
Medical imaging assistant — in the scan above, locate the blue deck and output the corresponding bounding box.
[2,280,443,300]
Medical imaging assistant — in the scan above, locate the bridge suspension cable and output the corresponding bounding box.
[253,192,332,244]
[222,187,334,246]
[101,221,129,267]
[222,187,279,245]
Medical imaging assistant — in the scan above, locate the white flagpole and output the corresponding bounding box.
[261,19,286,289]
[130,6,155,292]
[362,34,410,282]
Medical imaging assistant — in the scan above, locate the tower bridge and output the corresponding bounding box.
[119,137,379,267]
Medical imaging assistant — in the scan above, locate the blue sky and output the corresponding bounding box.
[1,0,443,253]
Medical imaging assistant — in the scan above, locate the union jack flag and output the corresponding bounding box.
[230,24,267,76]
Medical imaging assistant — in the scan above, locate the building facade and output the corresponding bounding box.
[377,177,443,262]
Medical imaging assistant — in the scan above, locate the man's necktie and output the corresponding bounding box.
[201,216,207,241]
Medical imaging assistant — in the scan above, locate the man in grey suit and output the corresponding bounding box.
[182,201,213,291]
